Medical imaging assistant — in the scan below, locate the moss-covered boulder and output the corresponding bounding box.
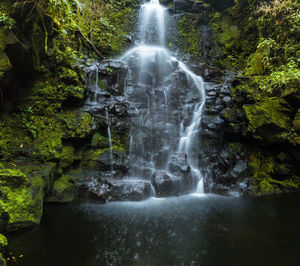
[293,109,300,132]
[243,98,292,142]
[0,233,8,266]
[0,28,15,78]
[0,234,7,252]
[0,162,55,230]
[249,152,300,195]
[46,175,76,203]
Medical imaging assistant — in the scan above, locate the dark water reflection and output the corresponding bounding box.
[8,193,300,266]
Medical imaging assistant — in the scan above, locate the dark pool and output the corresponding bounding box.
[7,193,300,266]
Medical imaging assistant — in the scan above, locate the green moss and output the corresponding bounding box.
[243,98,292,140]
[0,234,7,250]
[249,152,300,195]
[91,133,109,148]
[293,109,300,132]
[177,14,202,61]
[0,167,45,228]
[0,253,6,266]
[0,50,11,78]
[0,162,55,230]
[218,20,241,49]
[47,175,75,203]
[0,169,29,186]
[57,146,80,168]
[0,29,14,78]
[83,148,107,162]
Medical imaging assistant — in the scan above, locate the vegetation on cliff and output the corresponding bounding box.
[0,0,138,237]
[176,0,299,194]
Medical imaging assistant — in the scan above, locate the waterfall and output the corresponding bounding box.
[120,0,206,196]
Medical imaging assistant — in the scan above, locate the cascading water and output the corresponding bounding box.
[105,107,114,175]
[121,0,206,196]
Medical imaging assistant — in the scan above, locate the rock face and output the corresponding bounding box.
[173,0,204,13]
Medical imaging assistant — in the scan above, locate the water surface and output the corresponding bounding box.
[7,193,300,265]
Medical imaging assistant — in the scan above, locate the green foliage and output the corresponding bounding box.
[0,234,7,248]
[0,12,15,30]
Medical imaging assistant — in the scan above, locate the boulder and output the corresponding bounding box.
[46,175,76,203]
[79,177,152,201]
[0,162,55,231]
[151,171,173,196]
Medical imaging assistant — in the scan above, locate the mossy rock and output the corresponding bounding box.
[57,146,80,168]
[0,253,6,266]
[0,175,45,229]
[0,234,8,252]
[293,109,300,132]
[0,29,16,78]
[91,133,110,148]
[46,175,76,203]
[0,169,30,187]
[249,152,300,195]
[243,97,292,142]
[0,50,11,78]
[0,162,55,230]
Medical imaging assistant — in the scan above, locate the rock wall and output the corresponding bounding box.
[169,0,300,196]
[0,0,139,235]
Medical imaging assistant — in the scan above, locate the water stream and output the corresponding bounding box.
[121,0,206,196]
[105,108,114,174]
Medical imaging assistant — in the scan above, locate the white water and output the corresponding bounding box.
[121,0,206,195]
[105,108,114,175]
[139,0,166,46]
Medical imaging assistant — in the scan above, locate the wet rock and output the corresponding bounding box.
[168,152,190,174]
[108,179,152,201]
[98,60,128,96]
[196,64,223,82]
[151,171,173,196]
[219,108,238,122]
[80,177,152,201]
[173,0,204,13]
[111,102,128,117]
[233,160,248,176]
